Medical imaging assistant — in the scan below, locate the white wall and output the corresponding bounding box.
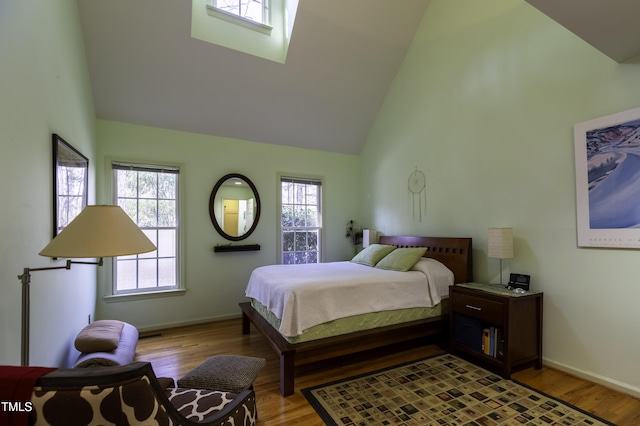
[0,0,96,366]
[95,120,360,330]
[361,0,640,396]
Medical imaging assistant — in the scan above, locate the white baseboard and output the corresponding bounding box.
[543,357,640,399]
[136,313,242,334]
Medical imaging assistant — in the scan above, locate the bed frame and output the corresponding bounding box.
[239,236,473,396]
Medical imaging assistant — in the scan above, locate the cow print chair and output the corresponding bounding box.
[28,361,257,425]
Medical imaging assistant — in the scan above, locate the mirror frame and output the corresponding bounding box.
[208,173,261,241]
[52,134,88,238]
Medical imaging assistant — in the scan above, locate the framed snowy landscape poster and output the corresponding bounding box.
[575,106,640,248]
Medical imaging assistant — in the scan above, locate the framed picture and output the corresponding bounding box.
[52,134,88,238]
[574,106,640,248]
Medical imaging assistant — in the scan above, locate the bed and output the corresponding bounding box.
[240,235,473,396]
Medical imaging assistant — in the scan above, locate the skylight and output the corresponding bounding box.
[207,0,272,35]
[212,0,269,26]
[192,0,299,64]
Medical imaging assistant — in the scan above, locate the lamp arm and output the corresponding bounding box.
[19,258,105,282]
[18,257,104,366]
[70,258,104,267]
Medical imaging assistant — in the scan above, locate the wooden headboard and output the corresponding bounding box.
[378,236,473,284]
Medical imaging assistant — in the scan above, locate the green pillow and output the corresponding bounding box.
[375,247,427,272]
[351,244,396,267]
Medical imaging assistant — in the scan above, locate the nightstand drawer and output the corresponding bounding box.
[452,293,503,324]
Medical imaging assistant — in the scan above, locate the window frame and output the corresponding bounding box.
[110,161,183,296]
[278,175,324,264]
[207,0,272,34]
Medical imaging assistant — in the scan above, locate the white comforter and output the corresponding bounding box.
[245,258,453,337]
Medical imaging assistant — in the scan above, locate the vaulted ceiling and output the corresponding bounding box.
[78,0,640,155]
[77,0,431,155]
[525,0,640,63]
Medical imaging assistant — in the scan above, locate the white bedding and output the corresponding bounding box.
[245,258,453,337]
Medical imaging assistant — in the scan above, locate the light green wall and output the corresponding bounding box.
[3,0,637,397]
[95,120,360,330]
[361,0,640,395]
[0,1,96,366]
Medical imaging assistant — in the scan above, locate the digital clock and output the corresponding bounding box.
[508,273,530,291]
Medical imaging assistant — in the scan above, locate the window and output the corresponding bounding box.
[280,177,322,264]
[197,0,292,61]
[112,162,180,294]
[211,0,270,26]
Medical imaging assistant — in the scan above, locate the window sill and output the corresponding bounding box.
[206,5,272,35]
[103,288,186,303]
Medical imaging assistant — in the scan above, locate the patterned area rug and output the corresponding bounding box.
[302,353,614,426]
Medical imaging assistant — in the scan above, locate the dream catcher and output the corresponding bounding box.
[408,167,426,222]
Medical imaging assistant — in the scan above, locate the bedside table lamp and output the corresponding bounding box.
[18,205,156,366]
[488,227,513,285]
[362,229,377,247]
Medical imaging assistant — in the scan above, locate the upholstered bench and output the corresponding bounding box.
[73,320,139,368]
[177,355,266,393]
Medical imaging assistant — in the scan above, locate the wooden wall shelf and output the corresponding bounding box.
[214,244,261,253]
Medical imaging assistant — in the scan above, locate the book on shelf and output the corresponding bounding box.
[480,327,504,358]
[490,327,496,356]
[482,328,490,355]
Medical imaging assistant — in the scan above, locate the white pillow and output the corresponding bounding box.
[410,258,454,304]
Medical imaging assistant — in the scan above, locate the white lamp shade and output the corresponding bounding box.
[488,227,513,259]
[362,229,377,247]
[39,205,156,258]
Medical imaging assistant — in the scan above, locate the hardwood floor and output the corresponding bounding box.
[135,319,640,425]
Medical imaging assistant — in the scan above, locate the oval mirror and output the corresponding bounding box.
[209,173,261,241]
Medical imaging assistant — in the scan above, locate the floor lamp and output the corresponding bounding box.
[18,205,156,366]
[488,227,513,286]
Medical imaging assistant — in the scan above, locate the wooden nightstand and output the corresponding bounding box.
[449,283,543,378]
